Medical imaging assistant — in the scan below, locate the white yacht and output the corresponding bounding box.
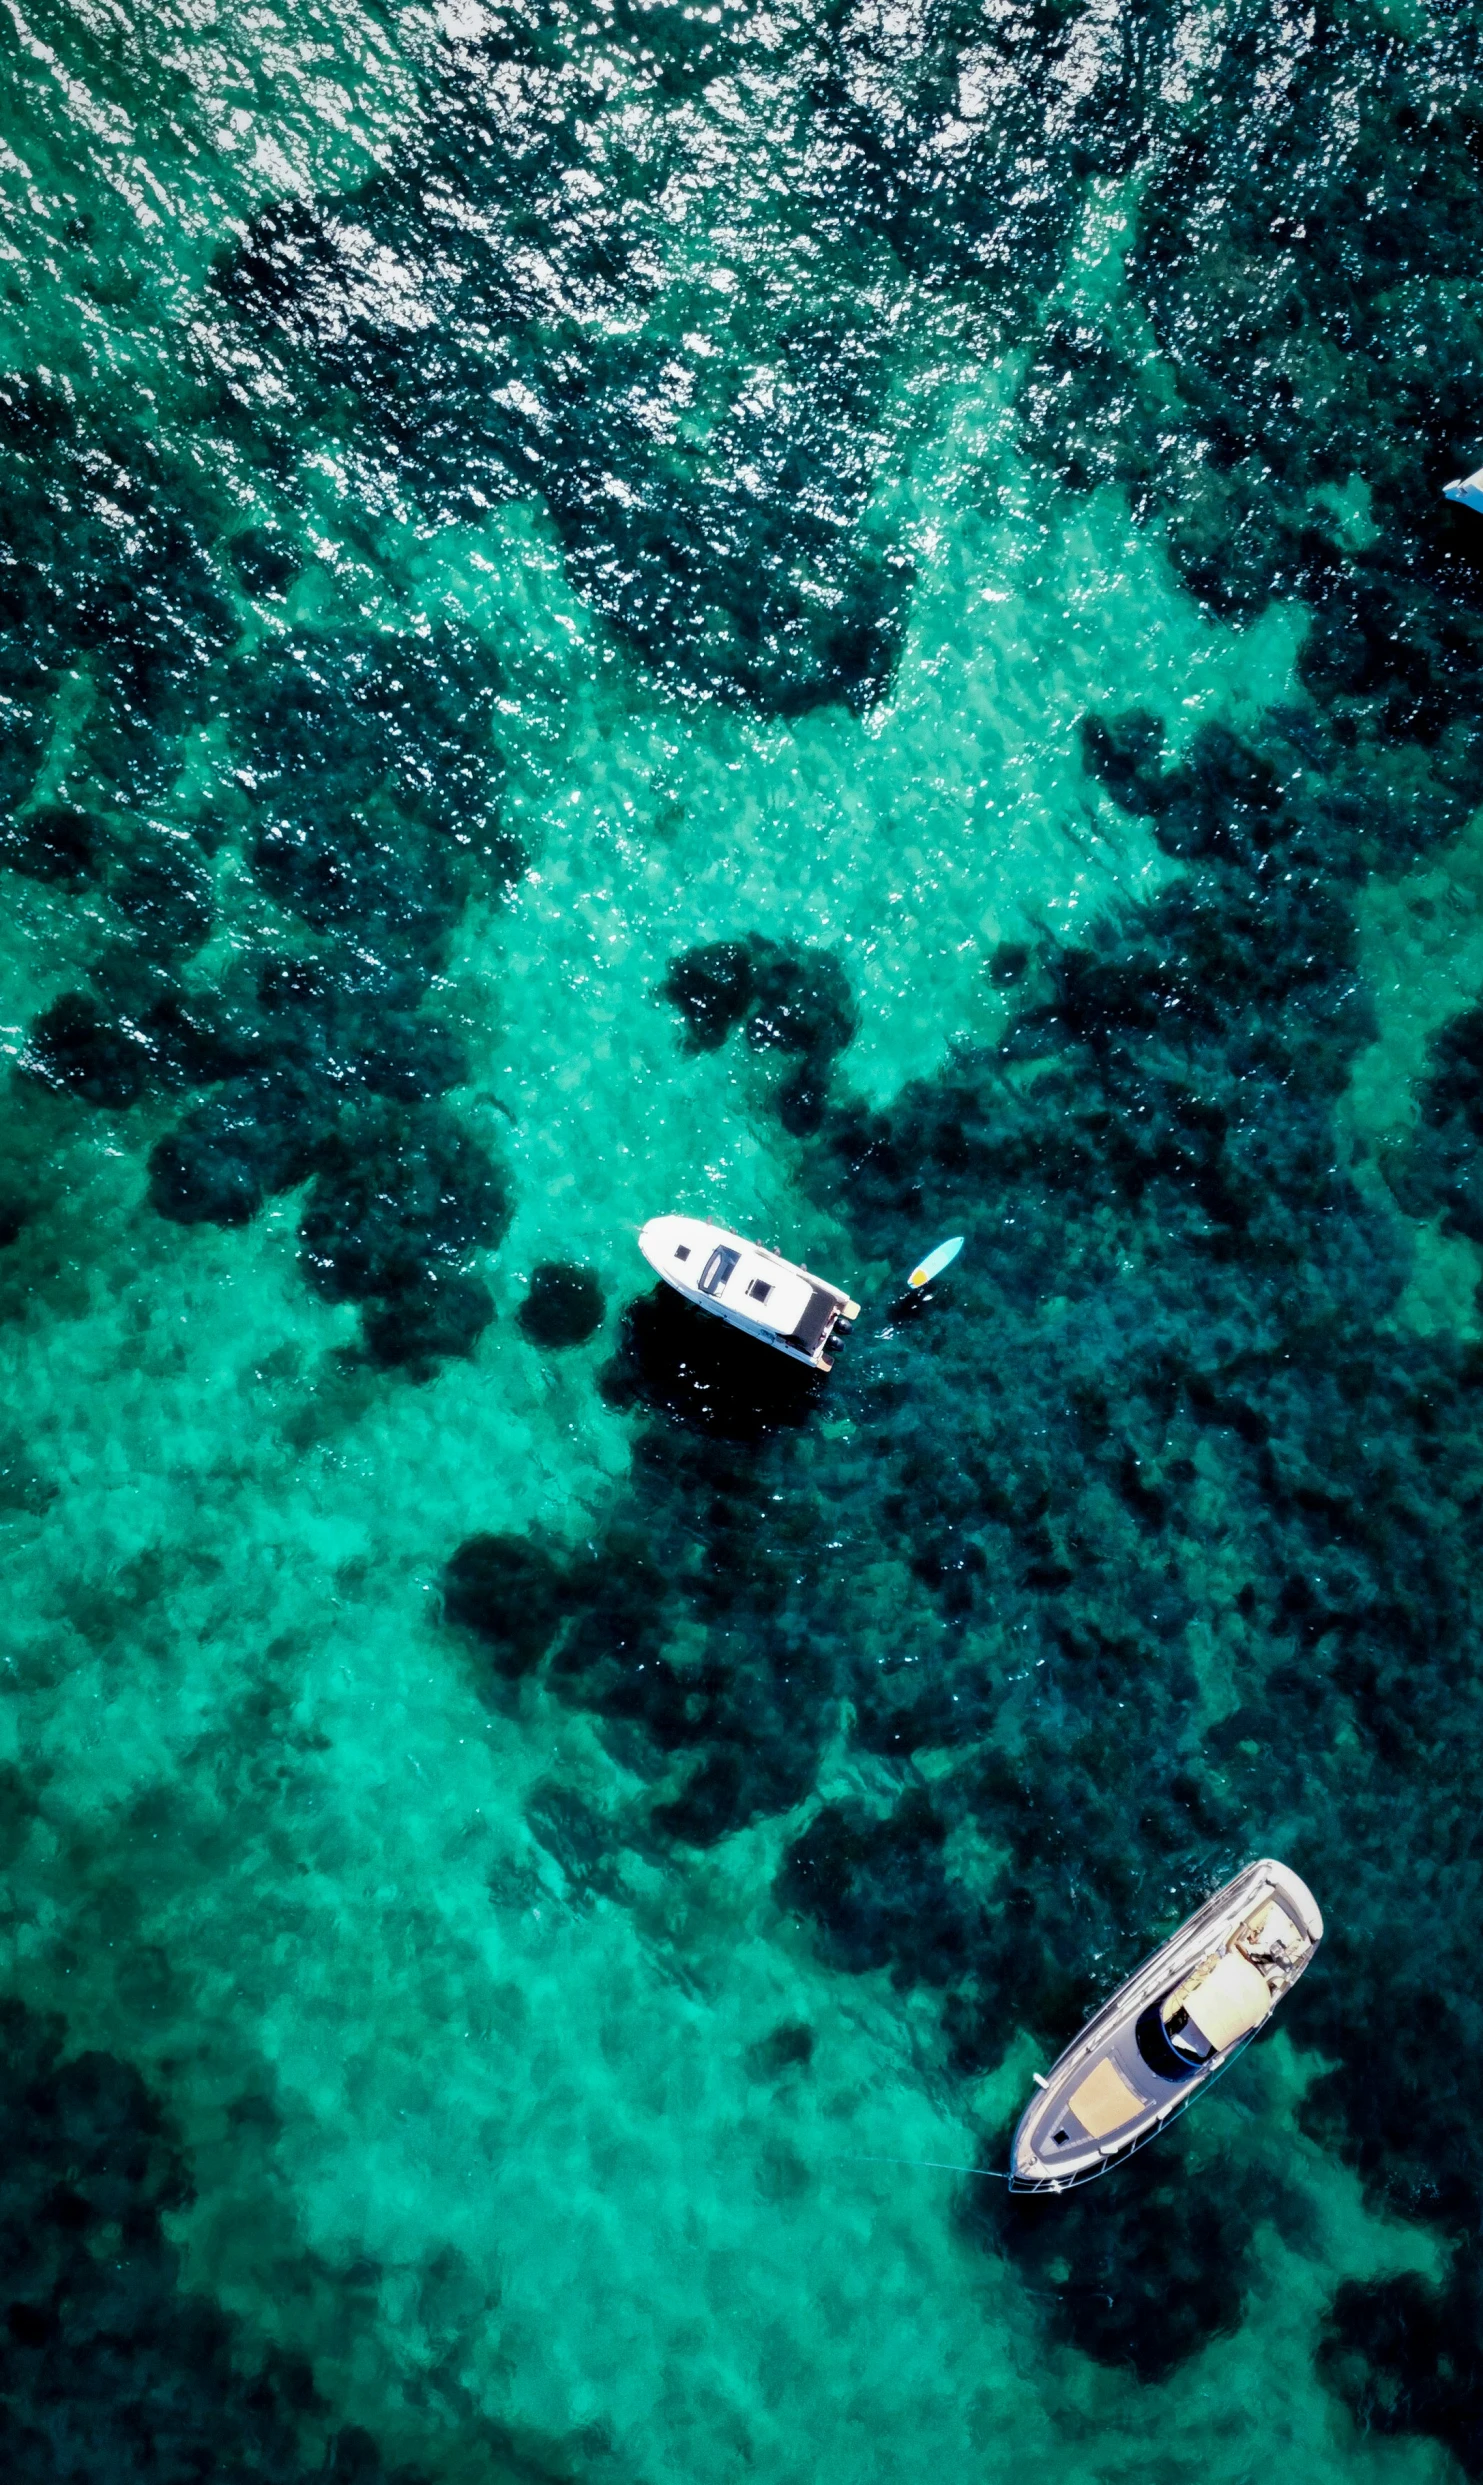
[638,1215,860,1372]
[1009,1858,1323,2192]
[1446,468,1483,515]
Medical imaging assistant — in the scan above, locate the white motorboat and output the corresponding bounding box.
[1009,1858,1323,2193]
[638,1214,860,1372]
[1445,468,1483,515]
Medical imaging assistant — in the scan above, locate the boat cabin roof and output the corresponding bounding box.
[664,1226,814,1335]
[1172,1949,1273,2051]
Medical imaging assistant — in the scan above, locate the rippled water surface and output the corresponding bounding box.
[5,0,1483,2476]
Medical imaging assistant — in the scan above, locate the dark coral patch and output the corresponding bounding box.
[745,943,856,1065]
[196,0,1179,722]
[518,1264,604,1349]
[3,804,100,888]
[746,2020,814,2080]
[661,942,756,1052]
[0,1997,426,2484]
[450,1339,834,1838]
[0,372,233,809]
[230,524,301,599]
[298,1113,507,1306]
[661,934,856,1131]
[444,1533,572,1679]
[212,157,915,718]
[1394,1003,1483,1247]
[1320,2251,1483,2474]
[238,628,509,969]
[29,995,149,1109]
[779,1794,975,1989]
[148,1076,326,1227]
[110,837,213,957]
[2,362,516,1381]
[361,1270,494,1373]
[137,980,503,1373]
[977,2125,1281,2382]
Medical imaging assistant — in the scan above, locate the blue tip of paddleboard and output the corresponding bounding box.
[907,1235,964,1289]
[1446,469,1483,516]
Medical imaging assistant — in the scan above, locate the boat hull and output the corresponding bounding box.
[1008,1858,1322,2193]
[638,1215,860,1372]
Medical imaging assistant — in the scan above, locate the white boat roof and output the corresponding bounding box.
[639,1215,817,1334]
[1174,1949,1272,2051]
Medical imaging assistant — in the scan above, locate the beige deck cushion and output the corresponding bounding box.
[1068,2056,1144,2139]
[1181,1949,1273,2052]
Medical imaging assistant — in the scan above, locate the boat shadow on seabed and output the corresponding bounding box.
[963,2103,1289,2383]
[601,1284,827,1440]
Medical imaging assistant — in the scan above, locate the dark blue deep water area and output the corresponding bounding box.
[4,0,1483,2475]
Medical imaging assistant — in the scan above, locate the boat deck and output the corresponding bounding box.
[1009,1860,1322,2191]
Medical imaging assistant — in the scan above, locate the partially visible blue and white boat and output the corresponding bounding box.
[1445,467,1483,516]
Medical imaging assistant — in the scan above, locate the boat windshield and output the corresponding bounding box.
[1135,2001,1207,2082]
[698,1246,741,1297]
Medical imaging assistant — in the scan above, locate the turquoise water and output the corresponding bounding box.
[5,0,1483,2475]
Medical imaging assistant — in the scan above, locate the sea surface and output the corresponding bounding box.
[3,0,1483,2477]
